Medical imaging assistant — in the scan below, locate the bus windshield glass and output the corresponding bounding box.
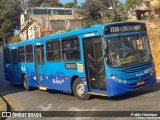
[105,34,152,67]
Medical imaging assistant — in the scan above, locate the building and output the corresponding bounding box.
[20,7,81,41]
[127,0,151,20]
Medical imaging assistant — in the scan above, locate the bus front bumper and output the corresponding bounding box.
[106,74,157,97]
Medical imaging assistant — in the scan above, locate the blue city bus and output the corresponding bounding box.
[3,22,156,100]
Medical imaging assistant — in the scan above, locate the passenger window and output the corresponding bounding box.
[62,36,80,61]
[25,45,33,62]
[46,40,61,61]
[18,46,25,63]
[13,49,18,65]
[4,48,11,64]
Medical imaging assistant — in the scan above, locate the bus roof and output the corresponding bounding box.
[4,22,145,48]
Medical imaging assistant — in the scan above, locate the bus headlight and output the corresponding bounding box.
[117,78,127,84]
[118,79,122,83]
[110,75,127,84]
[124,80,127,83]
[110,74,116,80]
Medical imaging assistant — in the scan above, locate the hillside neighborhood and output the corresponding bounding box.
[1,0,160,119]
[1,0,160,76]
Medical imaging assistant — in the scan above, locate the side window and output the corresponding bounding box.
[18,46,25,63]
[4,48,11,64]
[13,49,18,65]
[46,40,61,61]
[62,36,80,61]
[25,45,33,62]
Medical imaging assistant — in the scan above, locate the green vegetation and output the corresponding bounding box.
[81,0,126,27]
[8,34,21,44]
[125,0,144,11]
[118,2,125,12]
[0,0,21,45]
[148,13,155,21]
[0,0,63,47]
[63,2,76,8]
[40,0,63,7]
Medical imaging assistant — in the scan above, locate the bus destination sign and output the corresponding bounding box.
[104,23,146,34]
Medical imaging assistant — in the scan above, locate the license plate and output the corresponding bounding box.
[136,81,144,86]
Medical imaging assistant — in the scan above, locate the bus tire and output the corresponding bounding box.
[73,78,90,100]
[23,75,31,91]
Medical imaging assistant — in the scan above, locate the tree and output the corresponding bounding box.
[118,2,125,12]
[41,0,63,7]
[8,34,21,44]
[12,0,34,40]
[0,0,21,45]
[81,0,103,26]
[117,2,127,20]
[28,0,44,7]
[99,0,112,20]
[74,0,77,5]
[109,0,117,19]
[125,0,144,11]
[82,0,119,26]
[63,2,76,8]
[12,0,63,41]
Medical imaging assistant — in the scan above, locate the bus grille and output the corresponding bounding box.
[121,63,152,73]
[125,73,150,81]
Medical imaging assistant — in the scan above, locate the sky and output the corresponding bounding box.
[60,0,126,5]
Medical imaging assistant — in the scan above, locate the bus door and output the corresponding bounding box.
[11,49,19,83]
[83,36,106,93]
[34,45,45,87]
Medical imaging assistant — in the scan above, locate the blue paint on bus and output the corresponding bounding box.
[3,22,156,98]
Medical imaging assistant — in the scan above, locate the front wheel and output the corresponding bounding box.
[73,78,91,100]
[23,75,31,91]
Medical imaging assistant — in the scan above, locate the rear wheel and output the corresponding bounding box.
[73,78,90,100]
[23,75,31,91]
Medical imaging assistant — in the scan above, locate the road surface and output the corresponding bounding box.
[0,50,160,120]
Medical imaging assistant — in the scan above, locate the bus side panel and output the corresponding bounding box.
[45,62,86,92]
[18,63,37,87]
[45,62,69,91]
[25,63,38,87]
[11,65,19,83]
[18,63,25,84]
[4,64,12,82]
[45,36,87,92]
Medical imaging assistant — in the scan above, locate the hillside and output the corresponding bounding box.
[146,20,160,77]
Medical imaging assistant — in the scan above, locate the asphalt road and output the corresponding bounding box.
[0,50,160,120]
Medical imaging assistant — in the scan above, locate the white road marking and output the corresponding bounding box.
[39,104,52,111]
[156,78,160,83]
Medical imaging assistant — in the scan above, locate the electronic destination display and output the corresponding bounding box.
[104,22,146,34]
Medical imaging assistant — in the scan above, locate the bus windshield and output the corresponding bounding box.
[105,34,152,67]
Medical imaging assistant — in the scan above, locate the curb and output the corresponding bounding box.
[156,77,160,83]
[0,97,7,112]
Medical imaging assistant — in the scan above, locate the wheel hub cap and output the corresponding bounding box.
[77,83,85,97]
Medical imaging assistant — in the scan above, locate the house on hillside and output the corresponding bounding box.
[127,0,151,20]
[20,7,83,41]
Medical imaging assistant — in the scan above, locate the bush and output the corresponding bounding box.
[8,34,21,44]
[148,14,154,21]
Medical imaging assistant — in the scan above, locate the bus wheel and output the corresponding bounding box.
[23,75,31,91]
[73,78,90,100]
